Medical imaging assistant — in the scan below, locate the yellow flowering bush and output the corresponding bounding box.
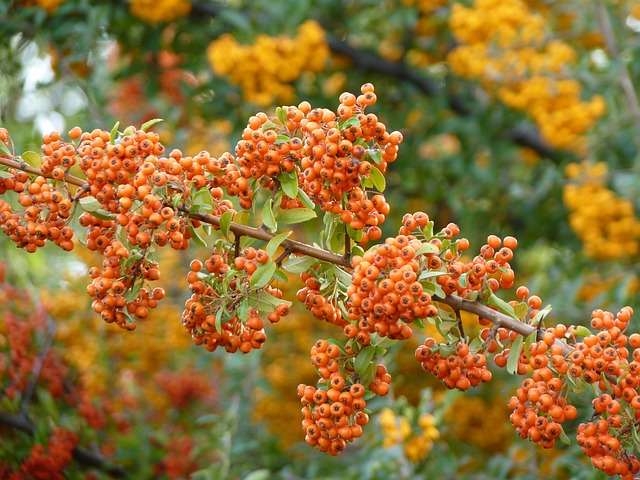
[207,20,329,106]
[379,407,440,463]
[19,0,65,14]
[564,161,640,260]
[129,0,191,24]
[448,0,605,151]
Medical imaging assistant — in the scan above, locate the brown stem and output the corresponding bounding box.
[0,156,85,187]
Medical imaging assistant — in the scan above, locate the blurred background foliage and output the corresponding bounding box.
[1,0,640,478]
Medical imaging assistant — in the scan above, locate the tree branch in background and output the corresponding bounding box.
[0,411,128,478]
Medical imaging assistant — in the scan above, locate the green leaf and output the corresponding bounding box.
[277,171,298,198]
[632,424,640,452]
[487,293,518,319]
[141,118,163,131]
[418,270,445,281]
[91,209,116,220]
[414,242,439,256]
[282,255,317,274]
[125,281,143,302]
[78,195,101,212]
[276,106,287,125]
[110,121,120,144]
[250,261,276,290]
[368,165,386,192]
[219,211,233,239]
[530,305,552,326]
[260,121,279,131]
[21,151,41,167]
[275,135,291,144]
[338,116,361,130]
[276,207,316,224]
[346,224,362,242]
[360,363,377,388]
[354,345,376,377]
[366,149,382,164]
[215,308,224,333]
[192,187,213,211]
[296,188,315,209]
[573,325,591,337]
[188,224,208,248]
[266,231,291,258]
[558,426,571,445]
[0,141,12,157]
[273,268,288,284]
[327,338,347,354]
[262,199,277,232]
[513,302,529,321]
[351,245,365,258]
[0,169,14,178]
[507,336,523,374]
[234,210,250,225]
[124,311,136,325]
[247,291,291,311]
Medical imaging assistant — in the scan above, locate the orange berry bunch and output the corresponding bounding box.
[18,428,78,480]
[577,414,640,478]
[298,338,371,455]
[346,232,440,343]
[296,270,348,327]
[86,238,166,330]
[436,233,517,297]
[508,361,576,449]
[415,338,492,390]
[182,247,289,353]
[0,166,75,253]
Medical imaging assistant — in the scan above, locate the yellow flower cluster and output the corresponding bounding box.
[129,0,191,24]
[207,20,329,106]
[19,0,65,14]
[564,161,640,260]
[444,395,512,452]
[379,408,439,463]
[448,0,605,151]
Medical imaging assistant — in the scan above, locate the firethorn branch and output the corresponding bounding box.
[0,154,568,353]
[0,411,128,478]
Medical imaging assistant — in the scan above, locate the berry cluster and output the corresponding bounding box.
[18,428,78,480]
[415,339,492,390]
[347,233,437,343]
[436,233,517,296]
[182,247,289,353]
[298,342,370,454]
[0,173,74,253]
[297,270,347,327]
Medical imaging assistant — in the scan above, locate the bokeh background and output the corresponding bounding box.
[2,0,640,478]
